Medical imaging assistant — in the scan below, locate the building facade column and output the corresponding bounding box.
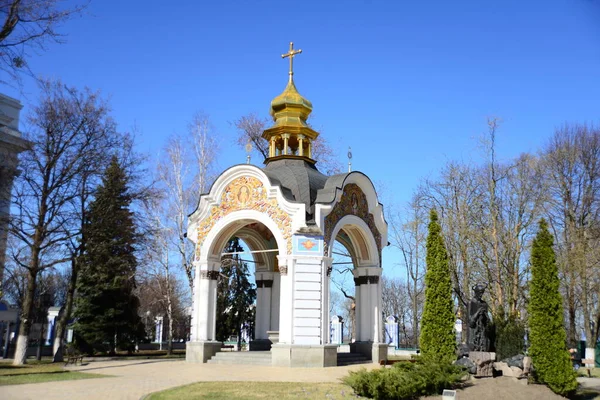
[272,236,337,367]
[276,255,292,344]
[254,271,274,340]
[187,258,222,363]
[351,266,386,362]
[0,165,18,282]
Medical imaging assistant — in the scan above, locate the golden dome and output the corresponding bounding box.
[262,42,319,165]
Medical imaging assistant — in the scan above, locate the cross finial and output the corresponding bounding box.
[281,42,302,81]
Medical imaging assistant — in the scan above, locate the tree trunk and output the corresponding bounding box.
[166,281,173,356]
[52,261,78,362]
[36,318,45,361]
[13,267,38,365]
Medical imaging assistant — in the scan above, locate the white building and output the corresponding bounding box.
[186,45,388,367]
[0,93,29,284]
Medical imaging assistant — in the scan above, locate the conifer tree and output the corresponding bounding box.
[216,238,256,349]
[528,219,577,396]
[74,157,144,354]
[420,209,456,363]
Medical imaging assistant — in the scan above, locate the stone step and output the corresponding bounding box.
[212,351,272,359]
[207,358,272,366]
[208,351,273,366]
[337,353,370,366]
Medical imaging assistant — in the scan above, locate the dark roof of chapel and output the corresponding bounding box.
[262,159,330,223]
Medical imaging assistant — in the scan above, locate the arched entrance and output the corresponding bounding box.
[327,214,385,360]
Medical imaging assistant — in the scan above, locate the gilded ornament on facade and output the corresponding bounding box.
[324,184,382,259]
[196,176,293,259]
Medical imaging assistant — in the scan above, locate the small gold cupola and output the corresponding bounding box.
[262,42,320,165]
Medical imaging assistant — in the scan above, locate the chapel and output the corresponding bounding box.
[186,43,388,367]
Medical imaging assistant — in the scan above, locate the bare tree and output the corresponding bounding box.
[543,123,600,353]
[156,113,219,297]
[0,0,86,84]
[381,276,412,346]
[189,112,219,195]
[233,112,342,174]
[9,79,117,365]
[388,195,426,347]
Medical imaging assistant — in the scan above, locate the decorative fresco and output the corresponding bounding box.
[195,176,293,258]
[324,183,382,260]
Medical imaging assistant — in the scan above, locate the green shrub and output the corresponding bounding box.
[494,308,525,360]
[343,359,467,400]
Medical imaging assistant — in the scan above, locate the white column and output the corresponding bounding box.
[255,272,273,340]
[360,279,370,340]
[255,281,265,339]
[193,260,219,341]
[190,261,201,341]
[270,272,280,331]
[353,269,361,342]
[370,268,383,343]
[354,266,382,342]
[277,256,293,344]
[322,257,332,344]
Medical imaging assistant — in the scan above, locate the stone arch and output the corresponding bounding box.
[328,215,379,267]
[198,209,288,265]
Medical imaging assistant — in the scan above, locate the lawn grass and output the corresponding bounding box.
[0,361,107,386]
[146,382,364,399]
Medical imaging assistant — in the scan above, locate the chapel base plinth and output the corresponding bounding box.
[271,344,338,367]
[249,339,272,351]
[350,341,387,363]
[186,341,222,363]
[373,343,389,364]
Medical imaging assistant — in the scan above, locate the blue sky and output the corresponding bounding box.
[4,0,600,276]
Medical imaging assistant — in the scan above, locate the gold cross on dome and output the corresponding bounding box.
[281,42,302,78]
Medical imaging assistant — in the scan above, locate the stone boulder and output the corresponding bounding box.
[502,354,525,369]
[468,351,496,377]
[455,357,477,374]
[493,361,525,378]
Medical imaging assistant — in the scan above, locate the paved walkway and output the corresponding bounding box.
[0,359,379,400]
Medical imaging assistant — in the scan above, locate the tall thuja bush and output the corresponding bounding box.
[528,219,577,396]
[419,209,456,363]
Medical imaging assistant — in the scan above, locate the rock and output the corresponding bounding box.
[469,351,496,377]
[455,357,477,374]
[502,354,525,369]
[523,356,532,374]
[510,366,524,378]
[493,361,513,376]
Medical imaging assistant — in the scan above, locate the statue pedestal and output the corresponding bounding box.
[468,351,496,377]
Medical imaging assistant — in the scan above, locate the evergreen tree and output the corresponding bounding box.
[420,209,456,363]
[74,157,144,354]
[528,219,577,396]
[216,238,256,349]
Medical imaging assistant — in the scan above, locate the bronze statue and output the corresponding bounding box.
[468,283,490,352]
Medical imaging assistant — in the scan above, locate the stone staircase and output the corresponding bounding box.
[336,352,371,366]
[207,351,272,366]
